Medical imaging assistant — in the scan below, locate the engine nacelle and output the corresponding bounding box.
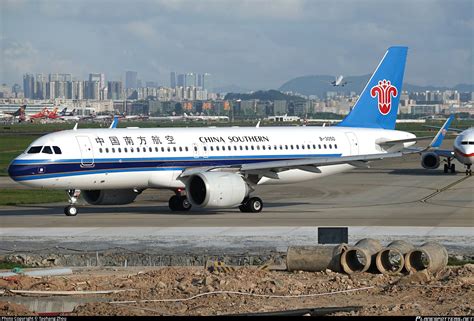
[82,189,139,205]
[185,172,249,208]
[421,152,440,169]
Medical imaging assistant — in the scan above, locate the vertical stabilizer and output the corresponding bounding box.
[338,46,408,130]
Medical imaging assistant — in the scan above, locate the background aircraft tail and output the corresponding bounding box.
[337,46,408,130]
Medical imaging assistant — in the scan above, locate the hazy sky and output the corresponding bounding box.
[1,0,473,89]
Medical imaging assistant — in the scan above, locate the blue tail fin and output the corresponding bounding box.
[337,46,408,130]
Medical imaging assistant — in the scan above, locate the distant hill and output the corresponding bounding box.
[279,75,474,97]
[224,89,305,101]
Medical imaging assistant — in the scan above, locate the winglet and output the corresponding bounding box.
[428,115,454,149]
[256,120,260,128]
[73,123,78,130]
[109,116,119,129]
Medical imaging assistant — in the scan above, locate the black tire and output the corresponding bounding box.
[179,196,192,211]
[168,195,180,211]
[64,205,78,216]
[239,203,249,212]
[169,195,192,211]
[450,164,456,174]
[247,197,263,213]
[443,164,448,173]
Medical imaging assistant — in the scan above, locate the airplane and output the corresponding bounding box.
[330,75,349,87]
[0,105,26,121]
[266,114,301,122]
[419,117,473,175]
[10,46,425,216]
[183,113,229,121]
[148,115,185,121]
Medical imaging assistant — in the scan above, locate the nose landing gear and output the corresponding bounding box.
[64,189,81,216]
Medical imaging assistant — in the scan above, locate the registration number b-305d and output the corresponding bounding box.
[319,136,335,142]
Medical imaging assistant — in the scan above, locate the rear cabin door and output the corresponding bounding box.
[344,132,359,155]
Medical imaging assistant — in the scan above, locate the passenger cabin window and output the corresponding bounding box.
[53,146,62,154]
[27,146,42,154]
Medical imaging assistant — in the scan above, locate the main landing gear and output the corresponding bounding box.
[443,158,456,174]
[168,190,192,211]
[466,165,472,176]
[64,189,81,216]
[239,196,263,213]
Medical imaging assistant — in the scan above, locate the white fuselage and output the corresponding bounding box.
[9,126,415,190]
[453,128,474,165]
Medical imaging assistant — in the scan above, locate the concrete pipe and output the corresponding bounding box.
[341,238,382,274]
[375,240,415,274]
[286,244,348,272]
[404,242,448,274]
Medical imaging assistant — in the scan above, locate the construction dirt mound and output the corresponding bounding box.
[0,264,473,316]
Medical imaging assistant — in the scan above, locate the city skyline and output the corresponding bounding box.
[1,0,473,89]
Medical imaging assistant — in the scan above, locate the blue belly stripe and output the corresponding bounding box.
[9,153,342,182]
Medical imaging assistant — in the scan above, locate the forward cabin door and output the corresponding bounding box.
[344,132,359,155]
[76,136,95,167]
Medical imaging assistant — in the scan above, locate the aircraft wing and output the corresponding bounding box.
[179,152,403,178]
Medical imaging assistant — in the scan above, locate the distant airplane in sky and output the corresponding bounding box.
[330,75,349,87]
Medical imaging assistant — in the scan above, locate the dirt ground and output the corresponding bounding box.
[0,264,473,316]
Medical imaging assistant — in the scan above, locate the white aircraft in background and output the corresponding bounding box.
[148,115,185,121]
[420,116,473,175]
[330,75,349,87]
[58,108,81,121]
[10,46,427,216]
[183,113,229,121]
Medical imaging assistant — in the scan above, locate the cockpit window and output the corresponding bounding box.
[461,141,468,145]
[470,142,474,145]
[53,146,62,154]
[42,146,53,154]
[27,146,42,154]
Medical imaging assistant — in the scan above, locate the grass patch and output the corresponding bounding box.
[448,256,474,266]
[0,261,30,270]
[0,188,65,206]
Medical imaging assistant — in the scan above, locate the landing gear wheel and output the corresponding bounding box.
[247,197,263,213]
[179,195,192,211]
[168,195,192,211]
[450,164,456,174]
[240,197,263,213]
[64,205,78,216]
[444,164,448,174]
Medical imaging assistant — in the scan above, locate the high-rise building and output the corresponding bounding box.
[107,81,123,100]
[85,81,100,99]
[23,74,35,99]
[201,73,212,92]
[177,74,185,87]
[48,73,71,82]
[125,71,138,89]
[170,72,176,88]
[89,73,105,89]
[72,81,84,100]
[185,73,196,87]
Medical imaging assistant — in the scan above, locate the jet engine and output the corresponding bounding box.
[82,189,139,205]
[421,152,440,169]
[185,172,249,208]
